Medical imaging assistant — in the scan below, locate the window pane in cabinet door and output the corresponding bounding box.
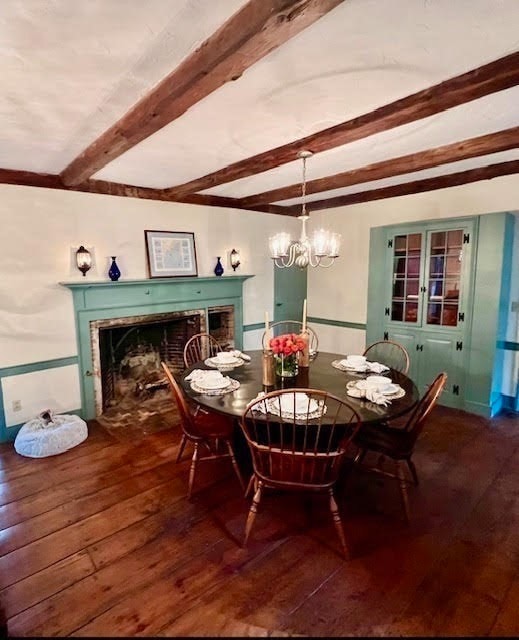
[442,304,458,326]
[391,301,404,321]
[447,229,463,249]
[427,303,442,325]
[395,235,407,255]
[429,256,444,277]
[390,232,422,324]
[393,279,405,298]
[431,231,446,254]
[408,233,421,251]
[446,254,461,276]
[406,279,419,297]
[425,227,464,328]
[405,302,418,322]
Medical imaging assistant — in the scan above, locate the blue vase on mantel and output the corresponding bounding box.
[108,256,121,281]
[214,256,224,277]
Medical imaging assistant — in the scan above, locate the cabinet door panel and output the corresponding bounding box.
[420,332,463,408]
[386,328,418,382]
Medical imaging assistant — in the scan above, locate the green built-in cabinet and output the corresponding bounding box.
[367,212,515,416]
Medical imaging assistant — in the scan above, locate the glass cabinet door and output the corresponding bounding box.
[390,232,422,323]
[425,229,463,328]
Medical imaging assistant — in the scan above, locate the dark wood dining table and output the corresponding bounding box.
[181,350,419,425]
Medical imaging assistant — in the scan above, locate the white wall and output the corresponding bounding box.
[0,184,298,426]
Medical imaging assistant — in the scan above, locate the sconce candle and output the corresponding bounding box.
[230,248,241,271]
[76,245,92,277]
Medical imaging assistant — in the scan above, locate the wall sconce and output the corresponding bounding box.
[230,248,241,271]
[76,245,92,277]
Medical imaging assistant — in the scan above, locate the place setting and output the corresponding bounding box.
[250,391,327,422]
[332,354,390,375]
[346,375,405,407]
[184,368,240,396]
[204,349,251,371]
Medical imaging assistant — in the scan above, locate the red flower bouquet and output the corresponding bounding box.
[269,333,306,377]
[269,333,306,356]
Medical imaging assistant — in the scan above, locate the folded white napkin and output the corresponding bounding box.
[364,388,391,406]
[185,369,225,383]
[367,361,390,373]
[346,381,392,406]
[249,391,268,413]
[230,349,251,361]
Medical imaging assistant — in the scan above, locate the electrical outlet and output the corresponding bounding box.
[12,400,22,412]
[512,301,519,312]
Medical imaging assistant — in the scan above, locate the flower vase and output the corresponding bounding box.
[275,353,299,378]
[214,256,224,276]
[108,256,121,281]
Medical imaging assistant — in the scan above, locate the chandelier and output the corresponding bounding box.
[268,150,341,269]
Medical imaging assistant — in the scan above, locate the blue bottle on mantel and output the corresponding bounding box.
[108,256,121,281]
[214,256,224,277]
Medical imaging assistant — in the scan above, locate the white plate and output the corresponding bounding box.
[210,356,241,366]
[279,395,318,414]
[195,376,231,390]
[338,360,368,372]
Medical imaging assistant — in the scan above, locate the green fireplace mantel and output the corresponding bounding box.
[60,275,253,419]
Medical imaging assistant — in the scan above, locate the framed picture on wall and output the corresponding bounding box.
[144,230,198,278]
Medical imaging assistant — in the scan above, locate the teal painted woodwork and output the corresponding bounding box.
[0,356,80,443]
[307,317,366,331]
[61,275,253,420]
[367,212,516,416]
[467,213,515,415]
[273,265,307,322]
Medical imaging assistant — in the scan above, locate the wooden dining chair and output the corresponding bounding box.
[183,332,223,368]
[352,372,447,521]
[240,388,361,558]
[262,320,319,359]
[161,362,244,498]
[363,340,410,374]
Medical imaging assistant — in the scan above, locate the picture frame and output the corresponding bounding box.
[144,230,198,278]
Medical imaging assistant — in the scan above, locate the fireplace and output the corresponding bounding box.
[90,306,235,417]
[62,275,251,421]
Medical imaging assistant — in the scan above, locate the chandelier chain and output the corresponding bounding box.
[301,154,307,218]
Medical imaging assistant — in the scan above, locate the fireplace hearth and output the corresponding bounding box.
[90,306,235,421]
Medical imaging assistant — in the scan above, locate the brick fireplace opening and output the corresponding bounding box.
[89,306,235,435]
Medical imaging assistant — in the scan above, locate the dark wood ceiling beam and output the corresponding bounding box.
[239,126,519,206]
[282,159,519,214]
[0,168,288,214]
[60,0,344,187]
[164,51,519,199]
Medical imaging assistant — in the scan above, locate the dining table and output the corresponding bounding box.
[181,350,419,473]
[181,350,419,423]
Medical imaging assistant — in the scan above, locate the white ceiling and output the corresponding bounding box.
[1,0,518,205]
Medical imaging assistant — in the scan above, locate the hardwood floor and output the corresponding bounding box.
[1,405,519,637]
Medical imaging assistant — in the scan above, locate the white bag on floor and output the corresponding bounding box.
[14,410,88,458]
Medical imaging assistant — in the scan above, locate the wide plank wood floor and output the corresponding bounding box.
[1,405,519,637]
